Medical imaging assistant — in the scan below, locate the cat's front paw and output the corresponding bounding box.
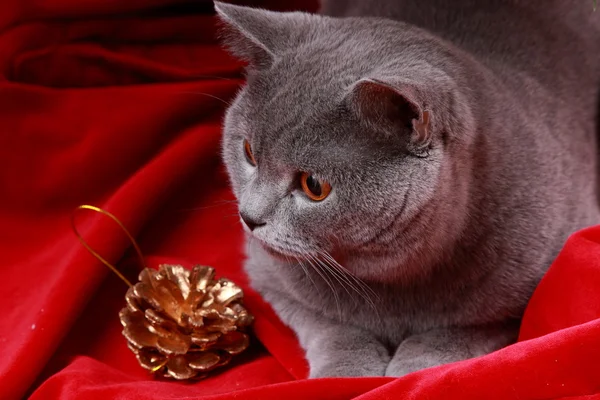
[310,357,388,378]
[308,340,390,378]
[384,335,441,377]
[385,325,518,377]
[384,332,463,377]
[384,356,437,377]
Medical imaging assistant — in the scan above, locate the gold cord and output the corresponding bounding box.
[71,205,148,287]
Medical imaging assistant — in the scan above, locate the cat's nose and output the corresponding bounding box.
[239,212,266,231]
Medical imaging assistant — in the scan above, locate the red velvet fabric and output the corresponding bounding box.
[1,1,599,399]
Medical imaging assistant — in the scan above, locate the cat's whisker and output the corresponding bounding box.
[218,215,243,227]
[317,252,357,290]
[176,91,232,106]
[318,251,373,293]
[321,262,368,308]
[304,253,342,322]
[320,262,372,311]
[314,257,354,299]
[222,213,242,219]
[297,259,319,293]
[321,250,380,301]
[313,251,379,320]
[280,250,301,279]
[317,250,380,313]
[187,74,236,81]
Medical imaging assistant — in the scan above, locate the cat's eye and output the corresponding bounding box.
[243,139,256,166]
[300,172,331,201]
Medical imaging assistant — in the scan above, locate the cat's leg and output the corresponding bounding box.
[265,292,390,377]
[385,323,518,377]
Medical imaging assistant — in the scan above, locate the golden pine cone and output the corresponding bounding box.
[119,264,254,380]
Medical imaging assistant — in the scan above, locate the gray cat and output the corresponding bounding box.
[215,0,600,377]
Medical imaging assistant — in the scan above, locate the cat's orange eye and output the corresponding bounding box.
[243,139,256,166]
[300,172,331,201]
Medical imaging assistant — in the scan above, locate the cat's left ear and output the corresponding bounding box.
[214,2,311,69]
[346,78,433,151]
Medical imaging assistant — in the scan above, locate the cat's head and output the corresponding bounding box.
[216,2,474,280]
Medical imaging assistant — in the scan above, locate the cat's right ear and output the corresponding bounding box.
[345,78,433,151]
[214,2,309,69]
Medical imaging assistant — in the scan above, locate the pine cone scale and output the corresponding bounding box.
[155,332,191,355]
[120,309,159,349]
[137,349,167,371]
[190,266,215,292]
[165,356,197,380]
[213,281,243,305]
[187,352,221,371]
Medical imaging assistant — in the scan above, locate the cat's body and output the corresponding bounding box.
[216,0,600,377]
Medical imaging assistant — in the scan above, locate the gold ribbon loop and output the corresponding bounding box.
[71,205,147,287]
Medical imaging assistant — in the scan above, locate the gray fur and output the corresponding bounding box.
[215,0,600,377]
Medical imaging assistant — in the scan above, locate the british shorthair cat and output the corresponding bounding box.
[216,0,600,377]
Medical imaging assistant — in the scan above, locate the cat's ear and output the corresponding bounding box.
[346,78,432,149]
[214,2,308,69]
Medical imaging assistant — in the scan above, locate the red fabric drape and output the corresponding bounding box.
[1,1,599,399]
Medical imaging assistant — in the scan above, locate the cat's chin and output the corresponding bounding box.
[251,238,303,262]
[262,245,294,261]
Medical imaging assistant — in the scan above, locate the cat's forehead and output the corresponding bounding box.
[244,52,366,123]
[240,64,342,133]
[253,59,349,102]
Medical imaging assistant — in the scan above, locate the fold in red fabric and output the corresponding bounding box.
[1,1,599,399]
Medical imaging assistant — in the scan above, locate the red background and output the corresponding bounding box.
[1,0,599,399]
